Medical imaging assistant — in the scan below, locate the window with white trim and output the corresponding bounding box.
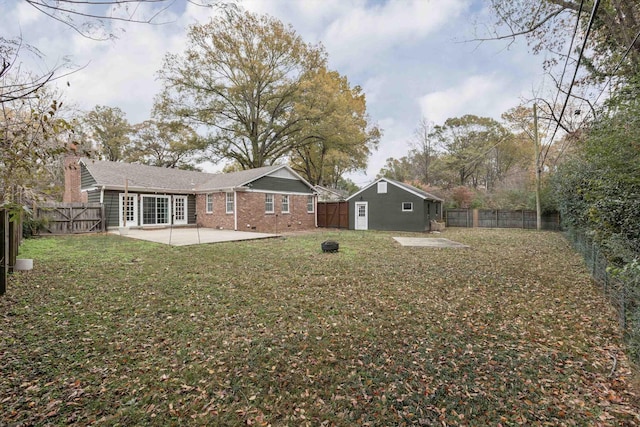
[265,194,274,213]
[402,202,413,212]
[206,194,213,213]
[307,195,314,213]
[281,195,289,213]
[225,192,234,213]
[377,181,387,193]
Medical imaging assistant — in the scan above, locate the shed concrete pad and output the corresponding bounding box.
[112,227,278,246]
[393,237,469,248]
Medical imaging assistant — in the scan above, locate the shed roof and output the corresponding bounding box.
[346,177,443,202]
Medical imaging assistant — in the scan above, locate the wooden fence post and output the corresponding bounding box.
[8,210,20,273]
[0,209,7,295]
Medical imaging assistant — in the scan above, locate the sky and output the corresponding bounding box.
[2,0,548,186]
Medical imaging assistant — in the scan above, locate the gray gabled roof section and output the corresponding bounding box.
[346,177,443,202]
[80,158,214,192]
[197,165,283,191]
[80,159,316,194]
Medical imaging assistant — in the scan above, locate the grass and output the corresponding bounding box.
[1,228,639,426]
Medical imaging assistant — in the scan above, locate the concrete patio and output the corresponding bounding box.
[113,227,278,246]
[393,237,469,248]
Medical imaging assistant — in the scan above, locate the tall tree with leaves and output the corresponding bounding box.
[156,11,326,169]
[288,68,380,186]
[81,105,132,162]
[434,115,511,188]
[377,156,414,182]
[0,80,74,205]
[129,120,204,169]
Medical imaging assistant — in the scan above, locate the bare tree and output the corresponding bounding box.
[409,117,438,185]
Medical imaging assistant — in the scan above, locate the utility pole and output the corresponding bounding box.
[533,104,542,231]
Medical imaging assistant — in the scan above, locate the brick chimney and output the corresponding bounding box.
[62,145,87,203]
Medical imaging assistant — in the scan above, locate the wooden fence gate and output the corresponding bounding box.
[35,203,105,234]
[317,202,349,229]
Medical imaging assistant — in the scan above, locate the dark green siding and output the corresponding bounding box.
[81,164,97,189]
[104,191,120,227]
[250,176,312,193]
[349,183,431,232]
[425,200,443,223]
[188,195,196,225]
[87,190,101,203]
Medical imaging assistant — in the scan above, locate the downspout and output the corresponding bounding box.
[233,190,238,231]
[314,195,318,228]
[100,186,106,232]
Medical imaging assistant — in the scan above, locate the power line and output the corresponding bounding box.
[549,0,585,124]
[541,0,601,167]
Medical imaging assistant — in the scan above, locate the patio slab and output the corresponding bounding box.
[112,227,278,246]
[393,237,469,248]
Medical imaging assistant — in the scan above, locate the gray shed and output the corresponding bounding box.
[346,178,443,232]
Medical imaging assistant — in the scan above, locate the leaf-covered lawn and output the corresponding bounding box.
[1,228,639,426]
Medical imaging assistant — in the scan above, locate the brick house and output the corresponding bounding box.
[64,158,317,233]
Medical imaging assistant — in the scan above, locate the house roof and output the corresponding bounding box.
[198,165,291,191]
[346,177,443,202]
[79,159,315,193]
[80,158,213,192]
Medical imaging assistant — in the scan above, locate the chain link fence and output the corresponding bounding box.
[565,227,640,362]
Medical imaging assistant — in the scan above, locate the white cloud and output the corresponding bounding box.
[418,74,521,124]
[15,2,43,26]
[322,0,468,68]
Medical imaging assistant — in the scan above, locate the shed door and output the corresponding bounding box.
[355,202,368,230]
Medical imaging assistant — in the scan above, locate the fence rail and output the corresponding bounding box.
[35,203,105,234]
[445,209,561,230]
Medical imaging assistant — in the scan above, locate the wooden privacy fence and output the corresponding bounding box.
[35,203,106,234]
[317,202,349,229]
[445,209,561,231]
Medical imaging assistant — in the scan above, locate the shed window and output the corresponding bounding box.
[402,202,413,212]
[281,195,290,213]
[206,194,213,213]
[265,194,274,213]
[226,192,234,213]
[377,181,387,193]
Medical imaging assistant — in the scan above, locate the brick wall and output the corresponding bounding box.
[237,192,315,233]
[196,191,316,233]
[62,156,87,203]
[195,193,235,229]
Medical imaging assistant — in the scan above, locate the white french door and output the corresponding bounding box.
[119,193,138,227]
[173,196,188,225]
